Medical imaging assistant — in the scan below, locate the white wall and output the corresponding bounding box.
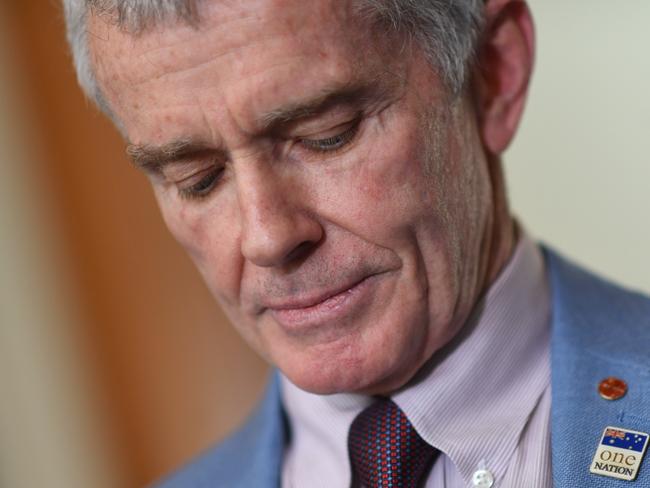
[506,1,650,293]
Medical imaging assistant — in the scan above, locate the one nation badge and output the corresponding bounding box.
[590,426,649,481]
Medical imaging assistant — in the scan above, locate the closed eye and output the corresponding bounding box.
[298,119,360,153]
[176,166,224,200]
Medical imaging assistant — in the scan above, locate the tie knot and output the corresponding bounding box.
[348,399,438,488]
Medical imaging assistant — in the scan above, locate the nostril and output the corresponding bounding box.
[285,240,318,265]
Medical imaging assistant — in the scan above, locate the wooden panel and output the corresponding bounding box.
[6,4,269,487]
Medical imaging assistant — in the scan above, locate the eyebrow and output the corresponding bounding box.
[126,138,216,173]
[259,82,380,130]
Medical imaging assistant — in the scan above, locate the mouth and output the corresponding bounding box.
[263,273,384,332]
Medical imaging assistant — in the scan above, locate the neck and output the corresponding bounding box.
[481,155,517,292]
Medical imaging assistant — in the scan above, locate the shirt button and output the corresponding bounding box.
[472,468,495,488]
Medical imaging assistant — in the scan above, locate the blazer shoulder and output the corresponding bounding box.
[545,247,650,351]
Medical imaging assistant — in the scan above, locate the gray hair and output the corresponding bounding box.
[62,0,484,113]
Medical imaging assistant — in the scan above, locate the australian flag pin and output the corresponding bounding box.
[590,426,649,481]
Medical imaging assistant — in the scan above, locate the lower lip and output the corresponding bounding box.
[268,275,381,333]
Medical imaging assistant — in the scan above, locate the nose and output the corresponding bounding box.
[237,163,323,268]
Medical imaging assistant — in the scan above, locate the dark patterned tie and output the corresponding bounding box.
[348,399,439,488]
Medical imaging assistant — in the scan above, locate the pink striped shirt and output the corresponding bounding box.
[280,236,552,487]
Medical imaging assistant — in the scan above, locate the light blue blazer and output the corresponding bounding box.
[155,249,650,487]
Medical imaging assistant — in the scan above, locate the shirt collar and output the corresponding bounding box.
[392,234,550,484]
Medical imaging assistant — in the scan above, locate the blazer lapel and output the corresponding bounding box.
[223,372,286,488]
[547,249,650,487]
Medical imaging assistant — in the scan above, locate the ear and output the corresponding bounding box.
[472,0,535,155]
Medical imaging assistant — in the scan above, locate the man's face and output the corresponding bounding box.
[90,0,496,394]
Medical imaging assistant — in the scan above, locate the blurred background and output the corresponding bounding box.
[0,1,648,487]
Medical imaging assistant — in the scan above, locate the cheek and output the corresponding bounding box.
[323,113,445,241]
[155,187,244,303]
[357,132,420,202]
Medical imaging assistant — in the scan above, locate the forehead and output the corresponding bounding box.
[88,0,399,142]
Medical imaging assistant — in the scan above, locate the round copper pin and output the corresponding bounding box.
[599,377,628,401]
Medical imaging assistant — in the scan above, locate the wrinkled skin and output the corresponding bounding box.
[89,0,530,394]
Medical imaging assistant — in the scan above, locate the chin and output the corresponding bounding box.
[275,348,369,395]
[285,363,420,396]
[275,334,425,396]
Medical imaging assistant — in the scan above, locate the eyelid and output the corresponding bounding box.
[292,115,359,139]
[161,155,221,180]
[298,117,361,152]
[176,166,224,200]
[158,154,225,201]
[175,165,217,185]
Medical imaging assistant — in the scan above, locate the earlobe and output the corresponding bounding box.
[473,0,535,155]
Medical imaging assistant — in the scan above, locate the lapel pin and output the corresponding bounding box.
[590,426,649,481]
[599,377,628,401]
